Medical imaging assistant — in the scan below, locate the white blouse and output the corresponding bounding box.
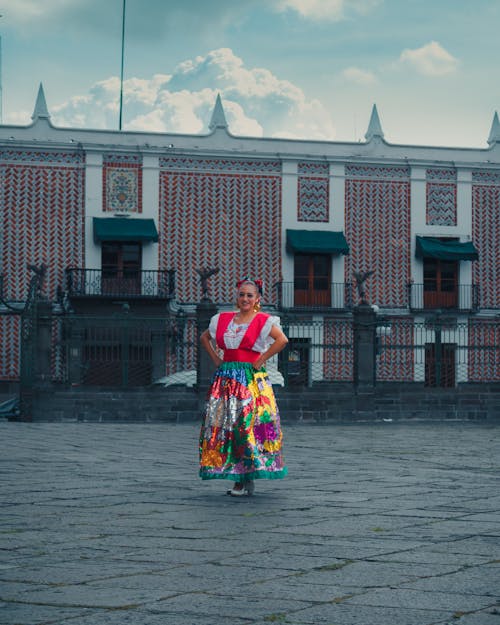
[208,313,281,353]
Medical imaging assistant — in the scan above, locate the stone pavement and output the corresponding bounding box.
[1,422,499,625]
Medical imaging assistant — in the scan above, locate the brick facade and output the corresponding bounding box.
[0,99,499,386]
[159,158,282,304]
[345,166,411,307]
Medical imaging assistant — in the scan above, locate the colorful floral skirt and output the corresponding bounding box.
[199,361,287,482]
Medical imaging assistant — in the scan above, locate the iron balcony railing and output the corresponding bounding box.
[274,282,354,311]
[66,268,175,299]
[408,283,480,312]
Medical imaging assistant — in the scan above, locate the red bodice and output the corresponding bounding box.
[215,312,270,363]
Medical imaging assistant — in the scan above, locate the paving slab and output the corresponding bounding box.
[345,587,496,612]
[0,421,499,625]
[283,602,449,625]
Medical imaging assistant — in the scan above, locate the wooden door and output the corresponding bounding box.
[294,254,331,307]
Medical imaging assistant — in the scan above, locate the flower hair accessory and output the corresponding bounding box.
[236,277,263,293]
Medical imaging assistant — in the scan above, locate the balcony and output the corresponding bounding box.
[274,282,353,311]
[66,269,175,300]
[408,283,479,312]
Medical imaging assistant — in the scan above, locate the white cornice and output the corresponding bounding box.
[1,120,499,167]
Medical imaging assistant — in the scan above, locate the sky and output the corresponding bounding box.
[1,0,499,148]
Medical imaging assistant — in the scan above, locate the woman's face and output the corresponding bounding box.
[237,282,259,313]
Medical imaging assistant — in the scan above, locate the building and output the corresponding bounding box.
[0,84,499,392]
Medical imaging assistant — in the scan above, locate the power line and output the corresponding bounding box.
[118,0,126,130]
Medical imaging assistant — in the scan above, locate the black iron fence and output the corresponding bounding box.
[271,282,487,313]
[279,315,354,385]
[52,311,198,387]
[11,309,500,391]
[273,282,354,311]
[65,268,175,299]
[277,316,498,386]
[376,317,499,385]
[408,283,480,312]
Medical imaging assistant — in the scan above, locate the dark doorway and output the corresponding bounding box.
[425,342,456,387]
[285,338,310,386]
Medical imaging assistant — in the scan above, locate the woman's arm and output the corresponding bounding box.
[200,329,223,367]
[253,325,288,371]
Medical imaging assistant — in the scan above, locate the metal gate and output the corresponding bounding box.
[0,268,44,420]
[376,317,500,385]
[56,311,198,388]
[19,304,37,417]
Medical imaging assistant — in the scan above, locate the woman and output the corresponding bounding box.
[199,278,288,496]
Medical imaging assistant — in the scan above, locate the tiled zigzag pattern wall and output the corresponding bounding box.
[159,158,282,305]
[0,151,85,379]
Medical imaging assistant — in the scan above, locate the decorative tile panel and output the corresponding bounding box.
[0,160,85,379]
[104,166,140,213]
[345,172,411,307]
[376,319,414,381]
[472,170,500,185]
[472,183,499,310]
[159,169,282,305]
[426,184,457,226]
[298,177,329,222]
[468,320,500,381]
[322,319,353,380]
[471,172,499,378]
[345,165,410,180]
[297,162,329,222]
[298,162,329,175]
[103,153,142,164]
[0,150,84,165]
[426,169,457,226]
[103,155,142,213]
[160,157,281,174]
[1,165,85,300]
[426,168,456,181]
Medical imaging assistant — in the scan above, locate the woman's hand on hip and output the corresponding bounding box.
[253,357,266,370]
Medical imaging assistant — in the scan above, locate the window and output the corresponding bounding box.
[101,242,142,295]
[294,254,331,307]
[423,259,458,309]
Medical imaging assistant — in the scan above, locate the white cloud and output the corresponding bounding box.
[4,0,71,20]
[275,0,380,21]
[51,80,118,129]
[342,67,377,85]
[221,101,264,136]
[3,109,32,125]
[38,48,336,140]
[399,41,458,77]
[3,0,253,41]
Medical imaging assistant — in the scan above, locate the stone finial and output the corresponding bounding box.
[487,111,500,146]
[353,270,375,304]
[196,267,219,300]
[208,93,228,131]
[364,104,384,141]
[26,263,47,304]
[31,83,50,121]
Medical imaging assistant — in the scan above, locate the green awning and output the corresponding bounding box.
[415,236,478,261]
[286,230,349,255]
[93,217,158,243]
